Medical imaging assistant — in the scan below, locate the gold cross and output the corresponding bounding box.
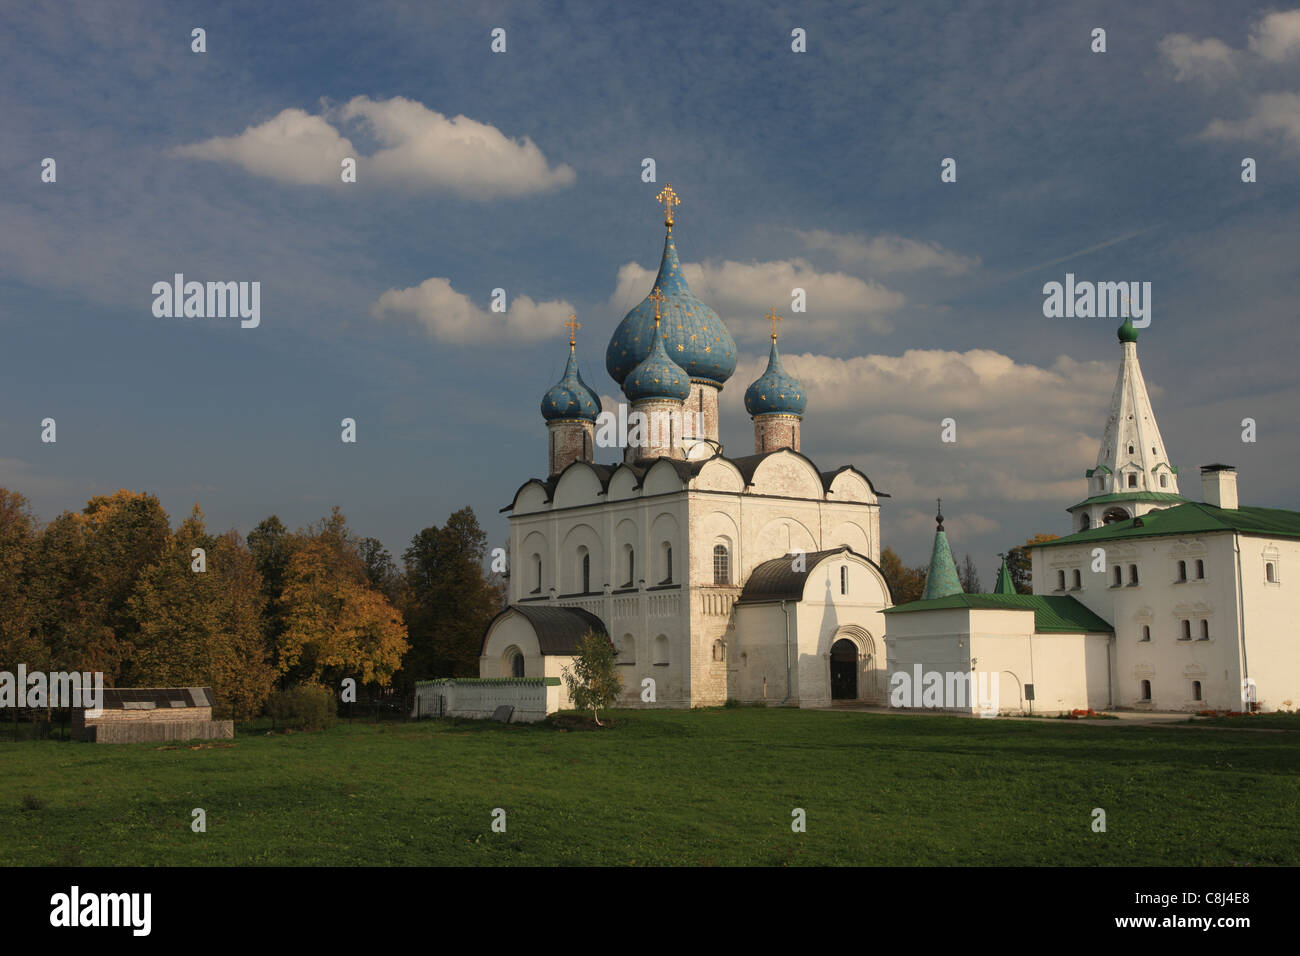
[766,306,783,341]
[647,287,666,326]
[656,183,680,230]
[564,314,581,346]
[1120,293,1130,318]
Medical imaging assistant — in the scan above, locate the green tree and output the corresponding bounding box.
[400,507,503,685]
[879,546,927,605]
[1005,533,1059,595]
[560,630,623,726]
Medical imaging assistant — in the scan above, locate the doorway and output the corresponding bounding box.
[830,638,858,700]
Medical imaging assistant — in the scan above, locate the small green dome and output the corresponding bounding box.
[1117,317,1139,343]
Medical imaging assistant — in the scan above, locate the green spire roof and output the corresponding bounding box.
[921,502,963,601]
[994,556,1015,594]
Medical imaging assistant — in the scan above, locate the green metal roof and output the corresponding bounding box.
[921,528,962,600]
[884,593,1113,633]
[1065,491,1186,512]
[1044,501,1300,546]
[993,558,1015,594]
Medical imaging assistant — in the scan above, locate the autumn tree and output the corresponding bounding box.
[0,489,41,671]
[1005,533,1060,594]
[879,546,927,605]
[560,630,623,726]
[127,507,274,719]
[275,510,409,689]
[400,507,503,685]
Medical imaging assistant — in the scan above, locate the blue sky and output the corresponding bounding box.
[2,0,1298,576]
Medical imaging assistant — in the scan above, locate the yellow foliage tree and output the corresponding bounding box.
[276,536,409,688]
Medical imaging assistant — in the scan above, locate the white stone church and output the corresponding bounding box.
[479,187,895,709]
[886,316,1300,714]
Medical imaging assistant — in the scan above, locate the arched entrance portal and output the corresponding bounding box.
[830,639,858,700]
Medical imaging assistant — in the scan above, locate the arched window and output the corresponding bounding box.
[1141,625,1150,642]
[619,633,636,664]
[622,544,635,587]
[840,566,848,595]
[531,554,542,594]
[1112,566,1122,588]
[504,646,525,678]
[1195,559,1204,579]
[1181,620,1191,641]
[1160,473,1168,488]
[1072,569,1081,589]
[1127,444,1134,455]
[1127,473,1138,488]
[580,549,591,593]
[1192,680,1202,701]
[1140,680,1152,701]
[1056,570,1066,591]
[511,650,525,678]
[1177,560,1187,582]
[1199,619,1209,641]
[1129,564,1139,586]
[653,634,670,665]
[660,542,673,585]
[1103,507,1130,525]
[1266,561,1277,583]
[713,544,730,585]
[1080,513,1091,531]
[712,639,725,662]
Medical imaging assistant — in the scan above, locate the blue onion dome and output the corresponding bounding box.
[541,341,601,422]
[606,231,737,388]
[745,336,806,417]
[624,315,690,403]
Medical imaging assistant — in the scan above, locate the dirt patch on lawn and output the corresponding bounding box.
[547,714,614,731]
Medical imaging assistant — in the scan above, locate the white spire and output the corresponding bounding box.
[1073,322,1180,528]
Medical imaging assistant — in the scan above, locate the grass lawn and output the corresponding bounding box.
[2,708,1297,866]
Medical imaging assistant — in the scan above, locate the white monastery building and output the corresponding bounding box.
[479,186,895,709]
[885,316,1300,715]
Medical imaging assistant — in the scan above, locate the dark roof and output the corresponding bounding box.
[92,687,214,710]
[883,594,1113,633]
[1044,501,1300,546]
[481,604,609,656]
[820,465,890,498]
[738,547,892,604]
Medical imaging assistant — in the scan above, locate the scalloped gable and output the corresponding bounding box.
[693,457,745,492]
[747,449,824,499]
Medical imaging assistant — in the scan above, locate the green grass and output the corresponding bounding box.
[1190,711,1300,730]
[1,708,1297,866]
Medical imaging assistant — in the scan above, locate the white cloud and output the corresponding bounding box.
[171,96,575,198]
[370,277,573,345]
[795,229,979,276]
[1249,9,1300,61]
[172,108,355,185]
[725,347,1117,509]
[610,257,903,345]
[1158,33,1239,82]
[1202,91,1300,149]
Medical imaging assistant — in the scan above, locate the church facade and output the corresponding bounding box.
[886,317,1300,714]
[480,187,894,709]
